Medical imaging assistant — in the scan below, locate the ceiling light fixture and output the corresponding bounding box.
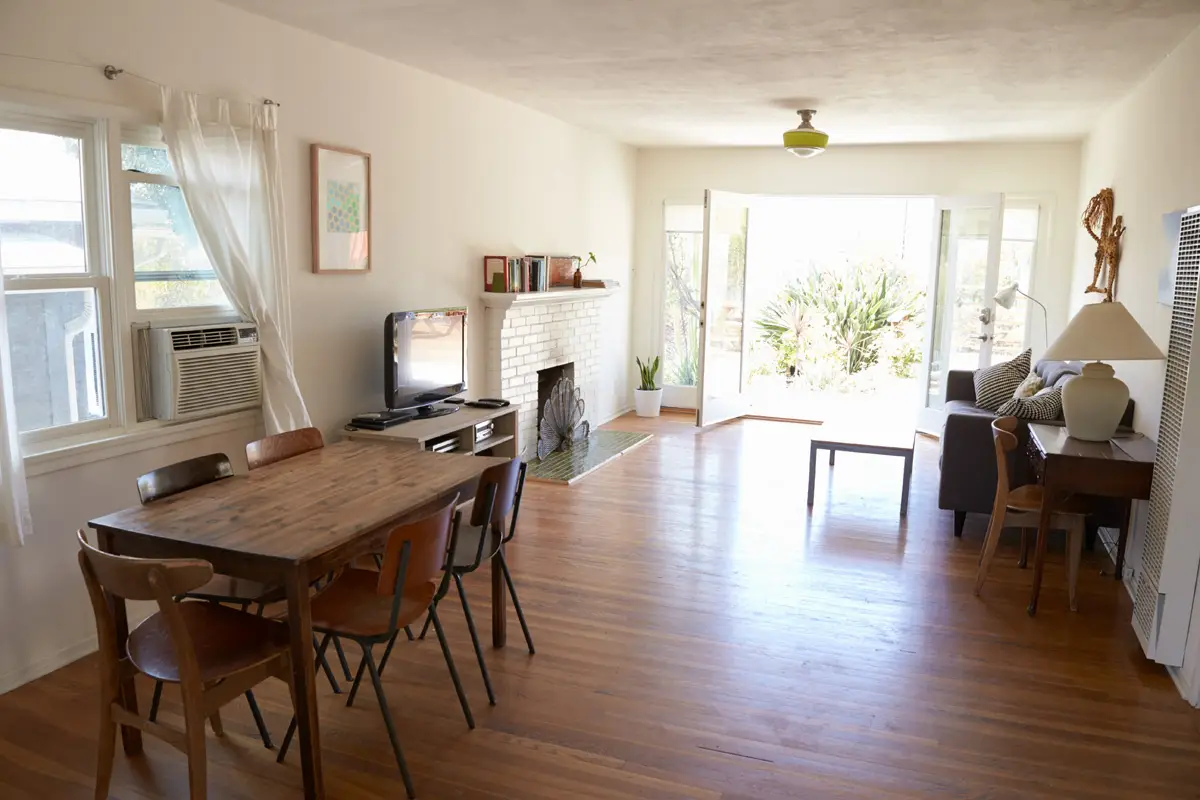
[783,109,829,158]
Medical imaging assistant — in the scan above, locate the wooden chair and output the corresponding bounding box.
[245,426,324,470]
[975,417,1090,611]
[77,530,295,800]
[420,458,534,706]
[276,495,475,799]
[136,453,282,746]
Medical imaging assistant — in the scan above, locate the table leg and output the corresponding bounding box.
[829,449,836,466]
[1115,500,1133,580]
[900,452,913,518]
[286,566,324,799]
[1028,486,1056,616]
[807,444,819,507]
[492,540,507,648]
[97,530,142,756]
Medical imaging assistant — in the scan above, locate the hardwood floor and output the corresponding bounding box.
[3,413,1199,799]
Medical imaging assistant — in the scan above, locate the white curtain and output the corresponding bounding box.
[0,284,33,547]
[160,87,310,434]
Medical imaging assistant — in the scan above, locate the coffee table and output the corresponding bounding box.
[807,422,916,518]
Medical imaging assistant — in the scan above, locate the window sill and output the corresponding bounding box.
[23,410,263,478]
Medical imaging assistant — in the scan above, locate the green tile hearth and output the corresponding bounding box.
[527,430,652,484]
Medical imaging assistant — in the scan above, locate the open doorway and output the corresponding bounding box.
[661,194,1044,432]
[742,196,934,423]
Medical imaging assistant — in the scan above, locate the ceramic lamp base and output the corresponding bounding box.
[1061,361,1129,441]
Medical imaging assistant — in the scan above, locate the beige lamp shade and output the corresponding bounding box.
[1042,301,1163,362]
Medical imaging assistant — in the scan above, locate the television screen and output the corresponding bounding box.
[385,308,467,411]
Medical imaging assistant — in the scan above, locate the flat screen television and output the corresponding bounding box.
[384,307,467,413]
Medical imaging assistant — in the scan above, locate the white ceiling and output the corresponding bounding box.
[223,0,1200,146]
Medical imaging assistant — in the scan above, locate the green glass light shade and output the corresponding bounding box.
[783,109,829,158]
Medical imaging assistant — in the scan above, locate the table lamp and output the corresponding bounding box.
[1041,300,1163,441]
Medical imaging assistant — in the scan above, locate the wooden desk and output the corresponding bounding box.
[1026,424,1156,615]
[89,441,507,800]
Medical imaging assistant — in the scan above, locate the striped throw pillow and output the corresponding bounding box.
[997,386,1062,421]
[972,350,1032,411]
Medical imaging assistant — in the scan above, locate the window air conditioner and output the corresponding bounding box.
[148,322,263,421]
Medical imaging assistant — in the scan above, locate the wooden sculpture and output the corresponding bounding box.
[537,376,590,460]
[1082,187,1125,301]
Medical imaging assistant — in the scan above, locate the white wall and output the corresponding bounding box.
[0,0,635,691]
[633,143,1082,372]
[1070,26,1200,440]
[1069,26,1200,701]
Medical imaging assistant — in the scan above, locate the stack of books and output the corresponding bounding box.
[483,254,573,293]
[475,420,495,444]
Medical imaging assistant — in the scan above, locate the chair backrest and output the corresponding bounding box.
[77,530,213,692]
[470,458,523,529]
[246,427,324,470]
[78,529,214,601]
[137,453,234,504]
[377,495,459,599]
[990,416,1020,511]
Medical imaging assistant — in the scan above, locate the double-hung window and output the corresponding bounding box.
[0,109,238,451]
[119,133,229,313]
[0,116,113,442]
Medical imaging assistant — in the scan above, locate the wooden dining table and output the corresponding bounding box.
[89,440,509,800]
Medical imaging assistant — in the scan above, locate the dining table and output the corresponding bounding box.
[89,439,509,800]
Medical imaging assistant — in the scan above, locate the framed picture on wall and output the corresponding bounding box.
[311,144,371,273]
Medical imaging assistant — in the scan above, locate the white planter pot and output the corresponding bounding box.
[634,388,663,417]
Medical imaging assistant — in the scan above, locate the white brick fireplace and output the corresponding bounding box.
[481,287,615,456]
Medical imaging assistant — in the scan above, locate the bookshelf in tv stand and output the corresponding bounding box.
[343,402,520,459]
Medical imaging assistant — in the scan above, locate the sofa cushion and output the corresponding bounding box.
[1036,360,1082,388]
[997,386,1063,420]
[944,399,995,418]
[973,349,1032,411]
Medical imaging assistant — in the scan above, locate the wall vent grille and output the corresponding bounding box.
[1136,209,1200,649]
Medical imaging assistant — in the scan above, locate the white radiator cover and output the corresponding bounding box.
[1135,207,1200,665]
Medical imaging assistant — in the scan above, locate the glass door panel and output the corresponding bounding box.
[696,190,751,428]
[918,195,1003,432]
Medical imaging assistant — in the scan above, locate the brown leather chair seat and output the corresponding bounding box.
[128,601,290,683]
[309,568,437,638]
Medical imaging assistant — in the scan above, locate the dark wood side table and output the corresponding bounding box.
[1026,424,1156,615]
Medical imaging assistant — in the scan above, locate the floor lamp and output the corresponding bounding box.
[994,282,1048,351]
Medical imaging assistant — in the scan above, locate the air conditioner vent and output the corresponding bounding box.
[148,322,262,421]
[170,326,241,351]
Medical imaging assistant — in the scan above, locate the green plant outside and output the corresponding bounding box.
[754,261,921,388]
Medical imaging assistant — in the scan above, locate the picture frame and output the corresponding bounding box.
[311,144,371,273]
[483,255,509,292]
[548,256,579,288]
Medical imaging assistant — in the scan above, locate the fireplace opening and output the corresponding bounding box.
[537,362,575,429]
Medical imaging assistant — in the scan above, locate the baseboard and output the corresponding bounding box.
[0,635,97,695]
[1167,664,1199,706]
[598,405,634,426]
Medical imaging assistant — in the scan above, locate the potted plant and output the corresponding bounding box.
[635,356,663,417]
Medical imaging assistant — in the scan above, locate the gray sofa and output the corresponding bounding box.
[937,360,1133,537]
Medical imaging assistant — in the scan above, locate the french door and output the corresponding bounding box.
[917,194,1005,433]
[695,190,752,427]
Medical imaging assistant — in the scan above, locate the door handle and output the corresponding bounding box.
[975,334,991,341]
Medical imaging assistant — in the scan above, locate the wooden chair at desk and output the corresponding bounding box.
[975,417,1090,612]
[77,530,295,800]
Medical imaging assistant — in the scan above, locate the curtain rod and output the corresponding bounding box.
[0,51,280,107]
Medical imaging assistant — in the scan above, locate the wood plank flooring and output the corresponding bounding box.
[2,413,1199,799]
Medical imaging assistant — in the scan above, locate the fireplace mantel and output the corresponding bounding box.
[478,285,616,310]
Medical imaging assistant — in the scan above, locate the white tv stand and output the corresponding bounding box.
[343,402,520,459]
